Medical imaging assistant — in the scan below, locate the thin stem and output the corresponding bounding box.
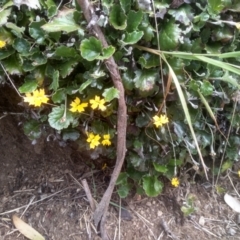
[0,62,22,97]
[215,100,237,185]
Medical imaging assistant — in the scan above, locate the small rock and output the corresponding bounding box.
[199,216,205,226]
[157,210,162,217]
[227,228,236,236]
[146,201,151,207]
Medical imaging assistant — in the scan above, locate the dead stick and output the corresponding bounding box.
[76,0,127,236]
[81,179,96,211]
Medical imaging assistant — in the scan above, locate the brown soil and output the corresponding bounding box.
[0,86,240,240]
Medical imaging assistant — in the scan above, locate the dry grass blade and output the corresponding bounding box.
[166,62,209,179]
[0,188,68,216]
[81,179,96,211]
[12,215,45,240]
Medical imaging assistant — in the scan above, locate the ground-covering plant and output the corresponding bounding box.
[1,0,240,200]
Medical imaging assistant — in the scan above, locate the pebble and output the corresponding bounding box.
[227,228,236,236]
[157,210,162,217]
[146,201,151,207]
[199,216,205,226]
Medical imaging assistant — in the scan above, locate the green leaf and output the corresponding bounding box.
[3,54,22,75]
[41,10,81,33]
[109,5,127,30]
[0,48,15,60]
[168,5,194,26]
[5,23,25,38]
[47,5,58,18]
[0,9,11,26]
[139,18,154,42]
[12,38,30,54]
[122,70,135,90]
[102,87,119,102]
[54,46,78,58]
[31,52,47,66]
[52,89,66,103]
[58,59,78,78]
[135,113,149,127]
[181,205,195,216]
[207,0,225,15]
[138,53,160,69]
[29,20,46,43]
[44,0,57,17]
[49,70,59,91]
[121,31,144,45]
[19,81,38,93]
[48,105,74,130]
[159,19,181,50]
[127,166,146,181]
[99,46,115,60]
[153,163,168,173]
[143,175,163,197]
[221,160,233,173]
[168,159,183,166]
[80,37,102,61]
[120,0,131,12]
[116,172,128,185]
[62,129,80,141]
[78,79,93,94]
[117,184,130,198]
[23,120,42,140]
[126,10,143,32]
[134,69,158,92]
[200,80,214,96]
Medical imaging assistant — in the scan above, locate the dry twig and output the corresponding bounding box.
[76,0,127,238]
[81,179,96,211]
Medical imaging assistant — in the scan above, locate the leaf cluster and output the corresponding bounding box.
[1,0,240,197]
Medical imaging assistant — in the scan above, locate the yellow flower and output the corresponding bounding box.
[102,134,111,146]
[102,163,107,170]
[86,133,101,149]
[238,170,240,177]
[171,177,180,187]
[70,97,88,113]
[90,96,106,111]
[24,89,49,107]
[153,114,169,128]
[0,40,6,48]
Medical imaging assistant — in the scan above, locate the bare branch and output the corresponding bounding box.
[76,0,127,238]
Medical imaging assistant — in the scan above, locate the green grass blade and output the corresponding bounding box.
[197,90,226,140]
[162,56,209,179]
[195,56,240,78]
[134,45,240,89]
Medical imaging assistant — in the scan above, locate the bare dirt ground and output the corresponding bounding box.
[1,86,240,240]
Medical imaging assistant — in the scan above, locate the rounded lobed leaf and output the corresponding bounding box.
[80,37,102,61]
[109,5,127,30]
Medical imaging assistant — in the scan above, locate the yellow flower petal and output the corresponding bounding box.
[70,97,88,113]
[24,89,49,107]
[153,114,169,128]
[0,40,6,48]
[87,133,101,149]
[102,134,111,146]
[171,177,179,187]
[90,96,106,111]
